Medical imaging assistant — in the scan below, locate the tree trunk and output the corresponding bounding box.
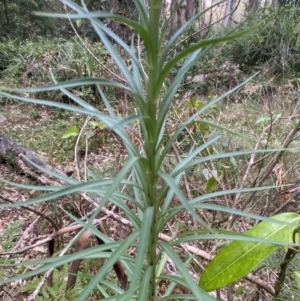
[222,0,232,28]
[2,0,9,25]
[247,0,259,12]
[170,0,182,32]
[186,0,194,20]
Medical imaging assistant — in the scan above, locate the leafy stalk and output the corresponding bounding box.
[0,1,284,300]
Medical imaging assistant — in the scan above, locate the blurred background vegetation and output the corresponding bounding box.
[2,0,300,89]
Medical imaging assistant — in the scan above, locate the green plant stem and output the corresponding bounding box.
[146,3,163,300]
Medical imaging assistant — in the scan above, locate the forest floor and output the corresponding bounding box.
[1,80,300,300]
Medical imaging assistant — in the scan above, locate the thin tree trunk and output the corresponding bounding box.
[247,0,259,12]
[3,0,9,25]
[222,0,232,28]
[186,0,194,20]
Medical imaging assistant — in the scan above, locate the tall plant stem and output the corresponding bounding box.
[146,2,163,300]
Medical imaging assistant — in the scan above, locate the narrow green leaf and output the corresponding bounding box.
[58,86,99,111]
[160,172,208,228]
[158,172,182,230]
[89,18,140,93]
[160,243,217,301]
[77,231,139,301]
[158,25,259,89]
[98,279,124,295]
[199,213,300,292]
[190,186,280,205]
[137,266,153,301]
[160,294,197,300]
[0,177,134,208]
[294,271,300,289]
[256,116,271,124]
[1,77,128,93]
[157,47,204,135]
[126,207,154,299]
[174,147,294,177]
[172,136,221,175]
[172,233,300,248]
[158,75,256,165]
[162,256,192,298]
[0,91,119,122]
[0,244,122,285]
[161,191,299,231]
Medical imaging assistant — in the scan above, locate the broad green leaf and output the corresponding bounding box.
[230,156,237,168]
[61,126,79,139]
[205,177,218,193]
[76,19,83,27]
[199,213,300,292]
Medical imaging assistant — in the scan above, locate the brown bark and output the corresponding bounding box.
[0,134,48,170]
[66,231,92,291]
[66,224,127,291]
[186,0,194,20]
